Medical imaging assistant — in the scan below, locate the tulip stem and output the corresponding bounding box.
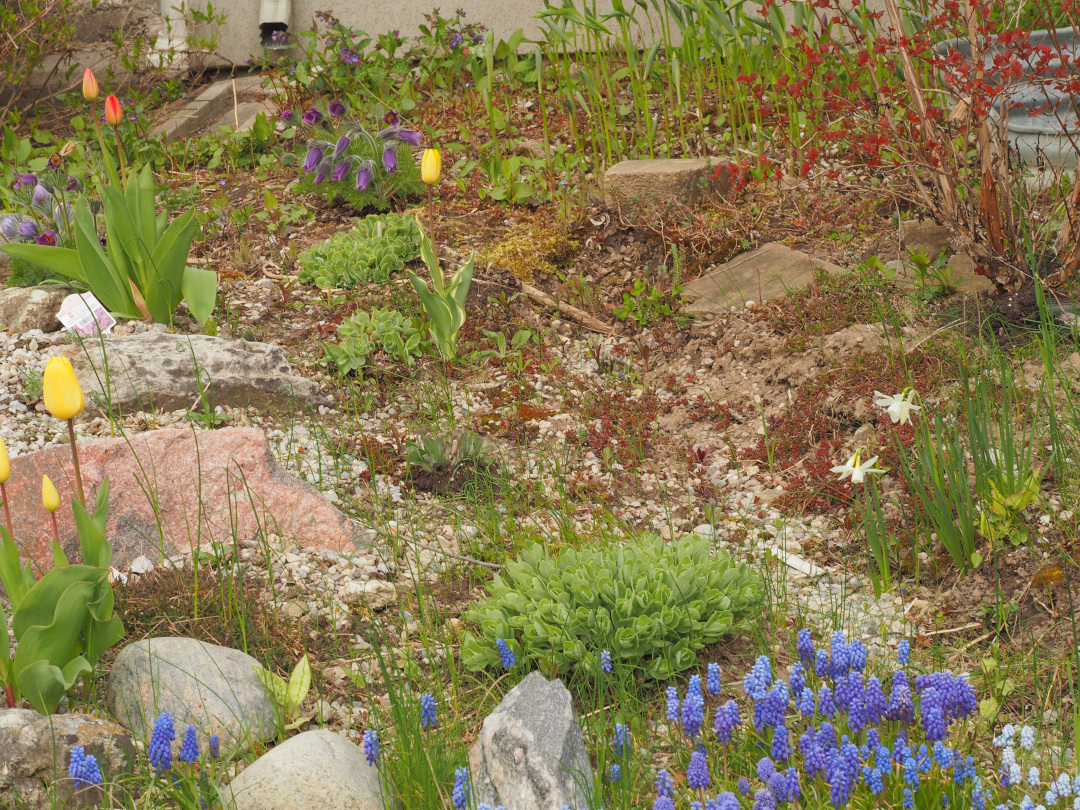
[427,184,435,241]
[113,126,127,184]
[0,482,12,539]
[51,512,60,544]
[4,682,13,708]
[67,419,85,507]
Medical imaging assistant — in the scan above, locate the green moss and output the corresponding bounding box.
[481,221,578,283]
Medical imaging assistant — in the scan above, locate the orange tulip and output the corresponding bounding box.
[104,95,123,126]
[82,67,99,101]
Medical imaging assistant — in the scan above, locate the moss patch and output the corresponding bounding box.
[481,220,578,283]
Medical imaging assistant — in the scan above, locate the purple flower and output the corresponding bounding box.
[817,685,835,718]
[687,750,711,791]
[886,670,915,723]
[68,746,103,787]
[331,161,350,182]
[363,728,379,765]
[707,663,721,696]
[32,184,52,207]
[313,162,331,184]
[328,100,346,116]
[898,639,911,664]
[752,788,777,810]
[378,127,422,146]
[420,693,437,728]
[681,686,704,738]
[35,230,57,246]
[279,109,294,120]
[798,687,815,716]
[496,638,515,670]
[452,766,469,809]
[302,107,323,126]
[655,768,673,797]
[600,650,612,673]
[340,48,360,64]
[99,235,107,249]
[209,734,220,760]
[666,686,680,722]
[148,712,175,773]
[743,655,772,701]
[355,165,372,191]
[382,147,397,174]
[179,725,199,763]
[771,721,792,761]
[0,216,18,240]
[302,145,324,173]
[383,110,401,126]
[332,135,351,159]
[613,722,627,753]
[64,176,79,192]
[713,700,740,743]
[16,220,38,238]
[449,33,463,48]
[14,172,37,189]
[737,777,751,796]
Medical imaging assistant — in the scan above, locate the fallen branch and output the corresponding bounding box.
[521,282,614,335]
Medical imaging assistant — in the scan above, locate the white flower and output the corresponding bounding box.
[873,389,921,425]
[108,566,128,585]
[831,450,885,484]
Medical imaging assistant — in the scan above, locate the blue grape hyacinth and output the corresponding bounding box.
[363,728,379,766]
[68,746,103,788]
[687,749,711,790]
[452,766,470,809]
[496,638,516,670]
[420,692,438,728]
[179,724,199,764]
[208,734,220,760]
[148,712,175,773]
[601,649,612,673]
[707,662,722,696]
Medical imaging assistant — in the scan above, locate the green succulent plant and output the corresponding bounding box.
[405,430,499,473]
[323,307,423,375]
[298,213,422,290]
[462,533,764,680]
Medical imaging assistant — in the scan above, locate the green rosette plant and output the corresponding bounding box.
[462,533,764,679]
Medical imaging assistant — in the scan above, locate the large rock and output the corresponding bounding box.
[682,242,845,312]
[468,671,594,810]
[890,219,995,295]
[58,332,329,417]
[107,637,276,751]
[0,708,137,810]
[604,159,724,223]
[5,427,369,572]
[0,286,68,332]
[222,729,385,810]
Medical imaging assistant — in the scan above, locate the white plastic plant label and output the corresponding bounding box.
[57,292,117,337]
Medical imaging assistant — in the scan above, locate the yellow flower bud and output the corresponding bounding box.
[421,148,442,186]
[0,437,9,484]
[42,475,60,513]
[43,356,85,421]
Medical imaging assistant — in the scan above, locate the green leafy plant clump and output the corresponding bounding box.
[298,213,422,289]
[405,429,499,473]
[462,533,764,679]
[323,306,423,374]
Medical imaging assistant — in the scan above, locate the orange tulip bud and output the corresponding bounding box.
[82,68,99,101]
[104,95,123,126]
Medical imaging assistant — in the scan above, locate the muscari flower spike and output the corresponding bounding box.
[363,728,379,766]
[69,746,103,788]
[420,692,437,728]
[600,649,612,673]
[496,638,515,670]
[179,724,199,763]
[452,766,470,809]
[148,711,176,773]
[208,734,220,760]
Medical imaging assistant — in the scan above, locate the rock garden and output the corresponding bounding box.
[3,1,1080,809]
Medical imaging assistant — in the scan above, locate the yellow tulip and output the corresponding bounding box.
[43,356,85,421]
[0,437,8,484]
[82,67,100,101]
[42,475,60,513]
[421,149,442,185]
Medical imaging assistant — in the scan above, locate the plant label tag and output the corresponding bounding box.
[57,292,117,337]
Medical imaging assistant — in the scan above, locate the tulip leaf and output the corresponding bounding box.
[0,243,83,283]
[181,266,218,326]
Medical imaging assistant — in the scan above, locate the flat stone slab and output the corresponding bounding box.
[604,159,725,223]
[151,75,267,142]
[682,243,846,312]
[222,729,385,810]
[5,427,371,571]
[58,332,329,418]
[108,638,276,751]
[890,219,996,295]
[0,286,68,333]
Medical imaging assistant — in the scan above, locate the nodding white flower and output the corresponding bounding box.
[873,389,921,425]
[831,450,885,484]
[109,567,128,586]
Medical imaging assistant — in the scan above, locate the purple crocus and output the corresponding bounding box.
[382,147,397,174]
[302,107,323,126]
[331,161,350,182]
[328,100,346,116]
[35,230,57,246]
[14,172,37,189]
[16,220,38,238]
[355,165,372,191]
[332,135,351,158]
[302,144,324,173]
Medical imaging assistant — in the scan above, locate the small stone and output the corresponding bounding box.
[340,580,397,610]
[0,286,68,333]
[130,555,155,575]
[221,729,385,810]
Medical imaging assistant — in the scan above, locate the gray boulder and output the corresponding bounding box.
[222,729,385,810]
[468,671,595,810]
[107,637,277,751]
[604,158,723,224]
[0,286,68,332]
[0,708,137,810]
[59,332,329,416]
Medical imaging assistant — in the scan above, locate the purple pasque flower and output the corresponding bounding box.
[355,163,373,191]
[279,109,294,120]
[331,135,351,159]
[302,143,324,173]
[378,126,422,146]
[35,230,57,246]
[14,172,37,189]
[16,220,38,238]
[382,146,397,174]
[328,100,346,116]
[383,109,401,126]
[331,160,351,183]
[302,106,323,126]
[31,183,52,207]
[0,216,18,241]
[65,176,79,192]
[313,161,332,184]
[52,203,73,229]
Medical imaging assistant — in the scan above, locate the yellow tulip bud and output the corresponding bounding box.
[0,437,9,484]
[82,67,100,101]
[421,148,442,186]
[43,356,85,421]
[42,475,60,513]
